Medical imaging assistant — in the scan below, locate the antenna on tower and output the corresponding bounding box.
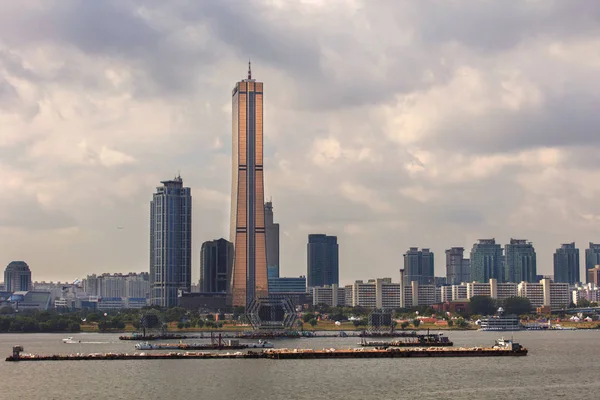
[248,59,252,80]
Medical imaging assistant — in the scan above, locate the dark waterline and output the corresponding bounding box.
[1,330,597,400]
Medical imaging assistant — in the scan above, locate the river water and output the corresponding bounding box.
[0,330,597,399]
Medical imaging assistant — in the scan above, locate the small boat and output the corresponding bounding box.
[135,342,155,350]
[62,337,81,344]
[493,337,524,351]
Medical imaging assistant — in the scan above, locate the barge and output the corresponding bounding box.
[360,333,453,347]
[6,339,527,362]
[134,339,273,350]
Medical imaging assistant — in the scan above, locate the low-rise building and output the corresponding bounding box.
[312,284,345,307]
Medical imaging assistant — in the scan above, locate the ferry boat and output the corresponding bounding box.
[478,307,524,331]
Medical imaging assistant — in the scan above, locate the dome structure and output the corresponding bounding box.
[4,261,32,292]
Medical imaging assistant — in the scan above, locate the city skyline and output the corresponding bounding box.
[2,2,600,285]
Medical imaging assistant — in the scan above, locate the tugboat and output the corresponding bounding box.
[493,337,524,352]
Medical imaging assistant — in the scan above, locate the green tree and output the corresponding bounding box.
[578,299,591,308]
[302,313,315,323]
[456,318,468,328]
[469,296,497,316]
[400,321,410,330]
[309,318,318,328]
[502,297,532,315]
[0,306,14,315]
[177,321,185,329]
[447,319,454,327]
[412,319,421,328]
[69,323,81,332]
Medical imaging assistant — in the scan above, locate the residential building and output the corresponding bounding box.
[401,281,436,308]
[312,284,345,307]
[403,248,434,285]
[517,278,570,309]
[465,279,518,301]
[585,243,600,283]
[307,234,339,288]
[572,283,600,305]
[265,201,280,278]
[149,176,192,307]
[553,243,580,285]
[587,265,600,287]
[470,239,504,283]
[445,247,470,285]
[452,284,468,301]
[504,239,537,283]
[376,278,402,309]
[4,261,32,292]
[199,238,234,293]
[230,65,269,307]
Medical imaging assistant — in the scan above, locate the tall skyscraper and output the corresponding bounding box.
[504,239,537,283]
[403,248,434,285]
[553,242,580,285]
[445,247,470,285]
[307,234,339,288]
[149,176,192,307]
[230,64,268,307]
[4,261,32,292]
[585,242,600,282]
[470,239,504,283]
[200,238,234,293]
[265,201,280,278]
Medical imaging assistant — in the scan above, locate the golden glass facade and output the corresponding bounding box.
[230,77,268,307]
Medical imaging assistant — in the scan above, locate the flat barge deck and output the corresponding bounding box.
[6,343,527,362]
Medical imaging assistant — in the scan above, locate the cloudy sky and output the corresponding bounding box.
[1,0,599,284]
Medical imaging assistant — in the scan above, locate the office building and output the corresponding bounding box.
[307,234,339,288]
[553,243,580,285]
[403,248,434,285]
[470,239,504,283]
[149,176,192,307]
[4,261,32,292]
[585,243,600,283]
[265,201,280,278]
[199,238,234,293]
[445,247,470,285]
[268,276,306,294]
[504,239,537,283]
[230,64,269,307]
[587,266,600,287]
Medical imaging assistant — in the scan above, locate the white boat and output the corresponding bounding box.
[245,340,274,349]
[135,342,156,350]
[62,337,81,344]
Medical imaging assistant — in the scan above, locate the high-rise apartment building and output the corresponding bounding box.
[149,176,192,307]
[553,243,580,285]
[199,238,234,293]
[265,201,280,278]
[587,266,600,287]
[307,234,339,288]
[403,248,434,285]
[585,243,600,283]
[504,239,537,283]
[230,64,269,307]
[4,261,32,292]
[470,239,504,283]
[445,247,470,285]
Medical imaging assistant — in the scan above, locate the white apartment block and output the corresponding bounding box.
[466,279,518,301]
[572,284,600,305]
[401,281,437,308]
[452,284,468,300]
[312,284,346,307]
[518,278,570,308]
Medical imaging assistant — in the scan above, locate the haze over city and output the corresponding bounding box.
[1,1,600,283]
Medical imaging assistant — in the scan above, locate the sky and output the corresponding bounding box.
[1,0,600,284]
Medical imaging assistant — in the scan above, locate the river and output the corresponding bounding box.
[0,330,597,399]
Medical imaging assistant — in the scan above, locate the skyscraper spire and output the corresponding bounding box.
[248,59,252,80]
